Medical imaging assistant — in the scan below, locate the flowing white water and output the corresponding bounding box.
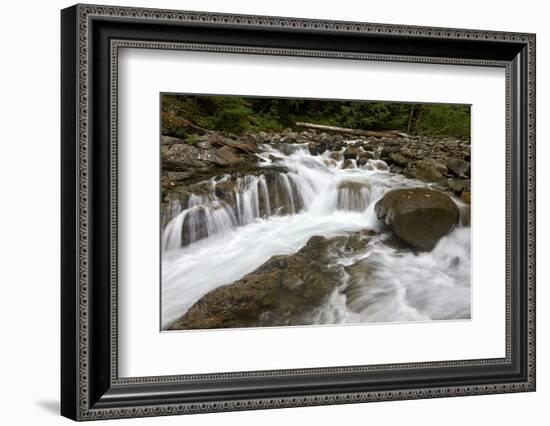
[309,228,471,325]
[161,143,470,328]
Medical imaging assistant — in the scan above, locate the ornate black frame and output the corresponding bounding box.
[61,3,536,421]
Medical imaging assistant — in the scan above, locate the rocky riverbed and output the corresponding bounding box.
[161,128,471,330]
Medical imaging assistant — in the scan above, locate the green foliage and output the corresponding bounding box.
[162,94,471,140]
[337,103,392,129]
[172,128,188,140]
[194,97,254,133]
[186,134,200,145]
[412,104,471,140]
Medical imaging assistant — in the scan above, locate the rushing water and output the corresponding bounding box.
[161,143,471,328]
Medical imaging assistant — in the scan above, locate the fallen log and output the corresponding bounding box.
[295,121,410,138]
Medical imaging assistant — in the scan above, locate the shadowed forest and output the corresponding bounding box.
[162,95,471,140]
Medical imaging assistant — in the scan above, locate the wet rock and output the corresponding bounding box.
[343,232,372,252]
[351,139,366,148]
[342,259,371,311]
[161,135,189,146]
[263,173,303,215]
[319,132,333,145]
[461,191,471,205]
[389,165,404,175]
[357,151,374,166]
[163,165,304,231]
[406,158,448,182]
[180,206,211,246]
[169,234,371,330]
[209,135,259,154]
[446,157,471,177]
[342,159,356,169]
[360,229,377,237]
[162,171,195,187]
[213,171,304,218]
[381,233,416,251]
[458,203,471,227]
[388,152,410,167]
[428,158,448,174]
[337,181,370,211]
[375,187,460,251]
[279,132,300,144]
[399,147,418,159]
[308,142,326,156]
[380,145,401,157]
[162,143,206,173]
[365,160,390,172]
[343,146,362,160]
[329,151,344,161]
[327,140,344,151]
[382,138,403,147]
[210,146,244,166]
[446,178,471,194]
[243,132,264,144]
[324,158,338,168]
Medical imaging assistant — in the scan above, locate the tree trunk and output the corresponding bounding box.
[295,122,409,138]
[407,105,415,134]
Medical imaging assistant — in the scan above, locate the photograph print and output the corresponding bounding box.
[160,94,472,331]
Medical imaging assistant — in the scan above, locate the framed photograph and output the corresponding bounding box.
[61,4,536,421]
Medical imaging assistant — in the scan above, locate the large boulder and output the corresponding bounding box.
[375,188,460,250]
[168,233,373,330]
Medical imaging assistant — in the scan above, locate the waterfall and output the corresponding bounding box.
[162,172,306,251]
[161,142,470,328]
[258,178,271,216]
[161,205,188,252]
[279,174,296,214]
[337,184,370,212]
[161,144,429,251]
